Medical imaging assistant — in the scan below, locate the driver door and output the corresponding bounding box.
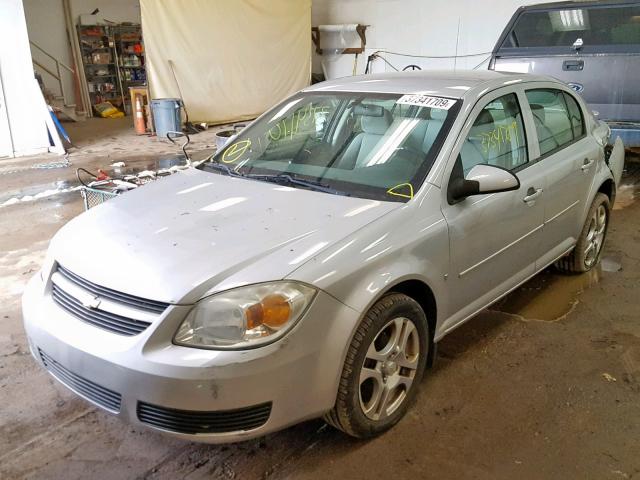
[440,88,546,333]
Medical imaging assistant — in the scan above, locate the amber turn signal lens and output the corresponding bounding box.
[246,294,291,330]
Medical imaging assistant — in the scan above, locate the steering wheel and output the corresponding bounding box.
[391,146,424,169]
[403,64,422,71]
[394,145,423,158]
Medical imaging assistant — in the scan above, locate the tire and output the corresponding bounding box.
[324,293,429,438]
[555,193,610,274]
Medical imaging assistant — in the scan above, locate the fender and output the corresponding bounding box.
[584,163,611,216]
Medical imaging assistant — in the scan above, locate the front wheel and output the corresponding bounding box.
[324,293,429,438]
[556,193,610,274]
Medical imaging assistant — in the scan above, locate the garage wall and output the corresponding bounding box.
[23,0,75,105]
[311,0,530,78]
[22,0,141,110]
[70,0,140,24]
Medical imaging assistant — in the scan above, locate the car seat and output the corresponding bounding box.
[460,109,496,175]
[531,103,560,154]
[334,107,393,170]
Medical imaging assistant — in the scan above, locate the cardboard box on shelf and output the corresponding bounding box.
[91,52,111,64]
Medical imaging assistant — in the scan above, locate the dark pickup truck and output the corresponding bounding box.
[489,0,640,147]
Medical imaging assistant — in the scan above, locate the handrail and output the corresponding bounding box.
[29,40,76,107]
[30,41,74,73]
[32,59,59,80]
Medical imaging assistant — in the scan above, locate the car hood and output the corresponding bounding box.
[51,168,400,304]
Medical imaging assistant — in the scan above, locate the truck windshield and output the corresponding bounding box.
[201,92,459,202]
[501,4,640,50]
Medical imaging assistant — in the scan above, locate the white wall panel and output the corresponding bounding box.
[312,0,530,78]
[0,0,50,157]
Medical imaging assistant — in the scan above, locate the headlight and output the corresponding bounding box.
[174,282,316,349]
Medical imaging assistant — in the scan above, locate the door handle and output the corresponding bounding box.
[523,187,543,203]
[563,60,584,71]
[581,158,595,171]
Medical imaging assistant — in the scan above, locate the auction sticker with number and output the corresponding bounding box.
[396,95,457,110]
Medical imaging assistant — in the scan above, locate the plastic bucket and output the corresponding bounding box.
[215,130,236,150]
[151,98,182,139]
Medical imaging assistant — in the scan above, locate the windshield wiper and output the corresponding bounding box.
[203,163,349,196]
[246,173,349,196]
[203,162,245,178]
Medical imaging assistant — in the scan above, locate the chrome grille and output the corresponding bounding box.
[137,401,272,434]
[52,284,151,336]
[51,264,170,336]
[39,349,121,413]
[57,265,169,313]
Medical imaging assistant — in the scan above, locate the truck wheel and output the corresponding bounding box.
[556,193,610,274]
[324,293,429,438]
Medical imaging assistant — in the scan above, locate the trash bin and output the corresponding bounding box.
[215,130,236,150]
[151,98,182,139]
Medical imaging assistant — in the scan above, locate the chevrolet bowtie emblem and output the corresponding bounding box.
[82,296,101,309]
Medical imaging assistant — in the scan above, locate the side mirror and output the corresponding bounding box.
[449,164,520,203]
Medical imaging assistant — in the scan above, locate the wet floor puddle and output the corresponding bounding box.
[0,153,203,207]
[0,180,80,206]
[614,162,640,210]
[491,257,620,322]
[613,182,639,210]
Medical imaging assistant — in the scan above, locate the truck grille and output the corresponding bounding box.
[39,349,121,413]
[137,401,272,434]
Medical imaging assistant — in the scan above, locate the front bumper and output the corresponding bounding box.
[22,273,359,443]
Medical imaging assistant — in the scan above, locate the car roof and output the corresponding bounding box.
[302,70,553,99]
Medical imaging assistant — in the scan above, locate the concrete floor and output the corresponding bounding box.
[1,118,639,479]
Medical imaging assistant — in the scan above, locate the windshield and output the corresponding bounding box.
[200,92,459,202]
[501,4,640,50]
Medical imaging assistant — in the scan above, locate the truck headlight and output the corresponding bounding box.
[174,282,316,349]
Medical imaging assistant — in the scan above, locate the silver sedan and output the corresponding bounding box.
[23,70,625,442]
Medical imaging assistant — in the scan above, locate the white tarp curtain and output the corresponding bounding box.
[141,0,311,125]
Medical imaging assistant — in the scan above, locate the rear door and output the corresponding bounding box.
[522,85,600,267]
[491,2,640,123]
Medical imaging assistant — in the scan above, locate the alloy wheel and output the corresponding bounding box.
[359,317,420,421]
[584,204,607,268]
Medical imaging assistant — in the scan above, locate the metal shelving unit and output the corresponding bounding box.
[113,24,146,115]
[77,23,146,116]
[77,25,122,112]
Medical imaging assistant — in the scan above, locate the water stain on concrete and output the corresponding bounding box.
[613,183,638,210]
[491,267,602,322]
[0,180,79,206]
[0,152,212,209]
[613,162,640,210]
[601,255,623,272]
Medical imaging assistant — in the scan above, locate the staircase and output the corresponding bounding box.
[51,96,82,122]
[31,41,86,122]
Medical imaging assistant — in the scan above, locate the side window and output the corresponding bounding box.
[563,92,585,139]
[525,89,574,156]
[459,93,528,175]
